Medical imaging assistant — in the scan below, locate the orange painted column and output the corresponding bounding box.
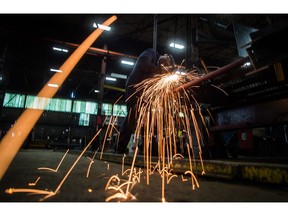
[0,15,117,180]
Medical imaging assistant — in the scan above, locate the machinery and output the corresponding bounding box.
[178,20,288,159]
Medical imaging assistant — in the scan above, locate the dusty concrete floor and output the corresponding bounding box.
[0,149,288,202]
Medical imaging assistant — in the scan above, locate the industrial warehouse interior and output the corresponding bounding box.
[0,8,288,214]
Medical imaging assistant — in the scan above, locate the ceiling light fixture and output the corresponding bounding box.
[169,43,185,49]
[93,23,111,31]
[111,73,127,79]
[50,68,62,73]
[105,77,117,81]
[48,83,59,88]
[121,60,134,66]
[94,90,100,93]
[53,47,68,53]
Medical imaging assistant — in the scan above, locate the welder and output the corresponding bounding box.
[115,48,175,154]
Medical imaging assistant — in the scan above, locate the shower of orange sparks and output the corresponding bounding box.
[125,69,208,200]
[0,15,117,180]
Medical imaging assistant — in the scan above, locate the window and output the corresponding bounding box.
[3,93,25,108]
[72,100,98,114]
[101,103,112,116]
[48,98,72,112]
[113,104,127,117]
[3,92,127,118]
[25,95,72,112]
[79,113,90,126]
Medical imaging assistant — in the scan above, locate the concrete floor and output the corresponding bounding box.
[1,149,288,202]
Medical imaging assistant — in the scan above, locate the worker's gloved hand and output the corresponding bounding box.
[157,54,176,72]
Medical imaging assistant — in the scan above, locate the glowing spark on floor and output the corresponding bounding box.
[86,148,99,178]
[136,168,142,183]
[28,177,41,186]
[86,161,94,178]
[167,174,178,184]
[185,171,200,190]
[122,154,126,176]
[105,192,127,202]
[186,143,196,190]
[38,149,69,172]
[6,188,54,196]
[172,153,184,159]
[125,147,138,196]
[150,161,160,175]
[122,169,132,176]
[181,175,188,182]
[105,175,120,190]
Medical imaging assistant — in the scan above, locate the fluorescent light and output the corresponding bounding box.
[243,62,251,67]
[176,71,186,75]
[169,43,185,49]
[53,47,62,51]
[121,60,134,66]
[50,68,62,73]
[94,90,100,93]
[93,23,111,31]
[111,73,127,79]
[105,77,117,81]
[53,47,68,53]
[48,83,58,88]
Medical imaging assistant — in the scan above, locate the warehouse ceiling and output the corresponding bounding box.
[0,14,288,106]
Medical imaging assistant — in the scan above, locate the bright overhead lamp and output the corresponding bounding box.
[176,71,187,75]
[94,89,100,93]
[53,47,68,52]
[48,83,59,88]
[243,62,251,67]
[111,73,127,79]
[93,23,111,31]
[105,77,117,81]
[121,60,134,66]
[169,43,185,49]
[50,68,62,73]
